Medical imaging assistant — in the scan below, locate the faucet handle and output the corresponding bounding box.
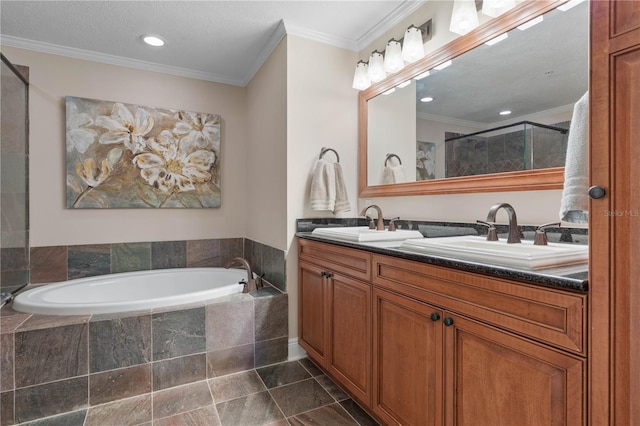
[366,215,375,229]
[388,217,400,231]
[476,220,498,241]
[534,222,561,246]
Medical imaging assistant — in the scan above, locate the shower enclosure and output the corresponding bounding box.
[1,53,29,298]
[445,121,569,178]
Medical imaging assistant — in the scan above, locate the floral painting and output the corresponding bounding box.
[416,141,436,181]
[66,96,220,208]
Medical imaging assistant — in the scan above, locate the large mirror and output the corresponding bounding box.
[359,0,588,197]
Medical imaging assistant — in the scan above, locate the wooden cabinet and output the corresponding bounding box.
[299,238,587,425]
[298,239,372,406]
[589,1,640,424]
[372,288,443,426]
[444,313,584,426]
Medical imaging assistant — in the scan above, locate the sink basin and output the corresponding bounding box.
[399,236,588,270]
[311,226,424,242]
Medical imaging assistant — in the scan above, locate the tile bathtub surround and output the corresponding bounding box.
[0,288,289,425]
[26,236,284,285]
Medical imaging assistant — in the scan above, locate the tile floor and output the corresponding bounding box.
[10,358,379,426]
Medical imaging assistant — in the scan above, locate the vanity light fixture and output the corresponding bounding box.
[420,96,435,103]
[414,70,431,80]
[140,34,165,47]
[383,39,405,74]
[397,80,412,88]
[499,110,512,115]
[368,50,387,83]
[383,88,397,95]
[352,60,371,90]
[434,60,452,71]
[449,0,480,35]
[481,0,516,18]
[401,25,426,63]
[485,33,509,46]
[557,0,585,11]
[517,15,544,31]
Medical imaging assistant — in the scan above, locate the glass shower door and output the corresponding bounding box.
[1,53,29,297]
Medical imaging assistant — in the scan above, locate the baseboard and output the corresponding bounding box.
[288,337,307,361]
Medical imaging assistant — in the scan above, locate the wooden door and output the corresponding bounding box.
[444,314,585,426]
[298,261,329,366]
[328,272,372,407]
[589,1,640,424]
[372,288,443,426]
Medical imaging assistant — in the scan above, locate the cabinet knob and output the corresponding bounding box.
[443,317,454,327]
[325,272,333,278]
[588,185,606,199]
[430,312,441,322]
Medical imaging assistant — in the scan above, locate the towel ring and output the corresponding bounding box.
[319,147,340,163]
[385,153,402,166]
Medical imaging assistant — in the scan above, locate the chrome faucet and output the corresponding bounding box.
[360,205,385,231]
[486,202,521,244]
[225,257,257,293]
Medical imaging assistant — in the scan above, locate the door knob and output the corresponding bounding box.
[588,186,606,199]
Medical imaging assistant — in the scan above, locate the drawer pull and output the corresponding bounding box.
[443,317,455,327]
[430,312,441,322]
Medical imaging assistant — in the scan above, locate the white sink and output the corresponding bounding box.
[399,235,588,270]
[311,226,424,243]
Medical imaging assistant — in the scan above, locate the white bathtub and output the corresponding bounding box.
[12,268,247,315]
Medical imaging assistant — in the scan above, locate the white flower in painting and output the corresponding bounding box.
[173,112,219,152]
[132,130,216,193]
[75,158,112,187]
[66,103,96,153]
[95,103,154,154]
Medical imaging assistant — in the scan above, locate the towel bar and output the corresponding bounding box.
[385,153,402,166]
[319,147,340,163]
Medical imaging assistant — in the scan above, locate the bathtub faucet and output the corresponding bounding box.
[225,257,257,293]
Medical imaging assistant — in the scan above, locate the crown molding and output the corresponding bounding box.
[417,112,487,129]
[356,0,427,51]
[241,19,288,86]
[1,35,245,86]
[284,22,358,51]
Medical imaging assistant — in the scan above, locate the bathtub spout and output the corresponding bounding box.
[225,257,257,293]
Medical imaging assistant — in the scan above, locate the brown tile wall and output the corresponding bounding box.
[0,286,288,425]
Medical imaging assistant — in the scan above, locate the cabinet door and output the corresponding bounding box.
[444,314,585,426]
[329,272,372,406]
[298,261,329,366]
[372,288,443,426]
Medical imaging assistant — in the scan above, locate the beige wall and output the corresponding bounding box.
[286,35,359,338]
[246,40,288,251]
[2,46,248,247]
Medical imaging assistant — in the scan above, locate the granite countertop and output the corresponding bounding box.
[297,219,588,293]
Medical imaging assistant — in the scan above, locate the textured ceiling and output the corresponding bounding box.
[0,0,420,86]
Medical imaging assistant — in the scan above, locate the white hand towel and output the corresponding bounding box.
[559,91,589,223]
[382,165,406,184]
[333,163,351,214]
[310,159,336,211]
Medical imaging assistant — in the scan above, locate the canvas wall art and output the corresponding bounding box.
[416,141,436,180]
[65,96,221,208]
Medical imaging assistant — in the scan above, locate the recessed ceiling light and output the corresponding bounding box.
[141,34,165,47]
[517,16,543,31]
[434,60,452,71]
[499,110,512,115]
[421,97,434,103]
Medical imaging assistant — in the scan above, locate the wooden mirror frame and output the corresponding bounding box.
[358,0,568,198]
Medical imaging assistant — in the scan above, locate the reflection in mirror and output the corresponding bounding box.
[364,1,588,189]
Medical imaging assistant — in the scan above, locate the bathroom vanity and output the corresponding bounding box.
[297,233,587,425]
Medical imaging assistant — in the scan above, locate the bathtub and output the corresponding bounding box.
[12,267,247,315]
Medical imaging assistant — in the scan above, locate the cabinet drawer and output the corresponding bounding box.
[372,254,586,355]
[299,239,371,282]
